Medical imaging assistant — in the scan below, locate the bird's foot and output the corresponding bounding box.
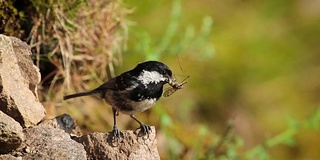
[135,124,151,137]
[108,125,122,144]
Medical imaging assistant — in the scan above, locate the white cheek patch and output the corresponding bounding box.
[137,70,167,86]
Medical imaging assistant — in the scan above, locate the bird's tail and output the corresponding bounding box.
[63,90,101,100]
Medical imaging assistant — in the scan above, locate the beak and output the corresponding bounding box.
[168,77,176,86]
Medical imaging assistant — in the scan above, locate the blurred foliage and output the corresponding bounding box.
[3,0,320,159]
[27,0,128,102]
[1,0,128,103]
[0,0,25,37]
[124,0,320,159]
[129,0,214,61]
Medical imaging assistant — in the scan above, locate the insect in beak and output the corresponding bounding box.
[164,76,189,97]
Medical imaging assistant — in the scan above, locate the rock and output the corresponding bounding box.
[0,34,45,127]
[0,154,21,160]
[0,110,24,154]
[21,126,86,160]
[38,113,82,136]
[74,127,160,160]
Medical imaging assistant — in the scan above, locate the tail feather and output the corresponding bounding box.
[63,90,101,100]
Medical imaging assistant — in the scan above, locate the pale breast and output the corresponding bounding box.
[120,98,157,115]
[103,90,157,115]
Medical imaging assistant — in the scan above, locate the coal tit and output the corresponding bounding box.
[64,61,177,138]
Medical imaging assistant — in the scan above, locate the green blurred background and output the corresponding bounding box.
[3,0,320,159]
[120,0,320,159]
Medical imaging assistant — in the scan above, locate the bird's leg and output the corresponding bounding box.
[111,108,121,139]
[130,115,151,135]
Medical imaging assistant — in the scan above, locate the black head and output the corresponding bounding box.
[129,61,175,101]
[120,61,177,92]
[129,61,174,85]
[135,61,173,79]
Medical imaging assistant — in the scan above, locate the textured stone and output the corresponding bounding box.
[74,127,160,160]
[0,110,24,154]
[0,154,21,160]
[38,113,82,136]
[21,126,86,160]
[0,34,45,127]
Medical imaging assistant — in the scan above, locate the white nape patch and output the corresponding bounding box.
[137,70,166,87]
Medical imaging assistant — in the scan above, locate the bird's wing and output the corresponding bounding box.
[96,72,137,91]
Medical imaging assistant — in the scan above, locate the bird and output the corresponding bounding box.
[63,61,178,138]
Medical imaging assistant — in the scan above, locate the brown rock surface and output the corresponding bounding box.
[74,127,160,160]
[0,34,45,127]
[20,126,87,160]
[0,110,24,154]
[38,113,82,136]
[0,154,21,160]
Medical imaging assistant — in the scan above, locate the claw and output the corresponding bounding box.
[130,115,152,137]
[112,125,121,140]
[135,123,151,137]
[140,124,151,135]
